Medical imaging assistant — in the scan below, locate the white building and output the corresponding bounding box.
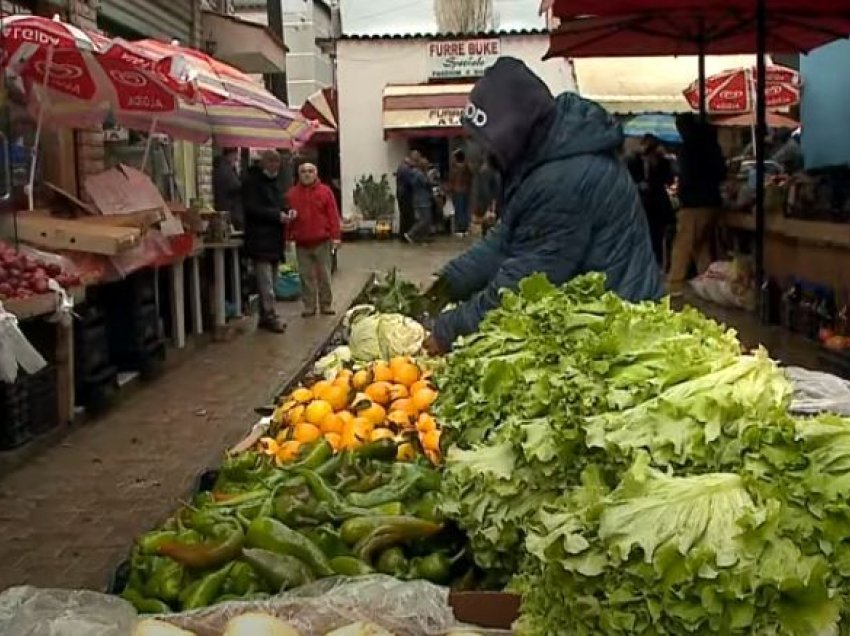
[336,30,574,218]
[232,0,334,106]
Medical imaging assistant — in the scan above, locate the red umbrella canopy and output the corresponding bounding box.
[682,65,800,114]
[546,10,850,58]
[545,0,850,17]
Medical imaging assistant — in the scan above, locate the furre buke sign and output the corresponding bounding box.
[427,39,500,80]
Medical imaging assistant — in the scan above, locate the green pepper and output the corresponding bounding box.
[371,501,404,516]
[376,547,408,577]
[407,553,452,584]
[354,439,398,461]
[395,462,441,492]
[157,523,244,570]
[301,526,352,558]
[342,472,388,494]
[222,561,265,597]
[329,556,374,576]
[348,480,421,508]
[411,491,443,523]
[296,469,373,520]
[210,489,268,507]
[291,439,333,470]
[143,557,184,602]
[245,517,334,576]
[138,531,179,555]
[340,516,441,546]
[121,587,172,614]
[354,520,444,564]
[315,453,344,477]
[242,548,314,590]
[179,563,234,611]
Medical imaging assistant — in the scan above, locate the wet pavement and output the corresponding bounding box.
[0,240,464,593]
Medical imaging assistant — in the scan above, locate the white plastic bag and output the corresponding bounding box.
[787,366,850,416]
[442,199,455,220]
[0,302,47,383]
[689,260,755,310]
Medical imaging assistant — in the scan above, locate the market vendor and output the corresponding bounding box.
[423,57,662,354]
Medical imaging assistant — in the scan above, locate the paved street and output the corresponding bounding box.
[0,240,464,593]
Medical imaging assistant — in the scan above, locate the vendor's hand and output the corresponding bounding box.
[423,334,447,356]
[484,210,497,224]
[332,239,342,249]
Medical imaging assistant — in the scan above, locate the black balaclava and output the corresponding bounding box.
[462,57,556,174]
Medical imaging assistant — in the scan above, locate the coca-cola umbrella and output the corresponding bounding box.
[101,38,315,150]
[1,15,194,208]
[683,64,800,114]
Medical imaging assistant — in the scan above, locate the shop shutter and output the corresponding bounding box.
[99,0,193,44]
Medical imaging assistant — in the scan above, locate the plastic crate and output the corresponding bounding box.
[0,364,58,450]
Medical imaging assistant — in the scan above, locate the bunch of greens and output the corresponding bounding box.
[436,273,850,635]
[360,269,428,318]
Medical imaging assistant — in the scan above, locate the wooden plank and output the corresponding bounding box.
[720,212,850,250]
[3,286,85,321]
[55,319,74,425]
[188,256,203,336]
[170,261,186,349]
[230,247,242,317]
[213,248,226,329]
[13,215,140,255]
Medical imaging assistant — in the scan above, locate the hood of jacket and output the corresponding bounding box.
[463,57,624,190]
[247,164,279,182]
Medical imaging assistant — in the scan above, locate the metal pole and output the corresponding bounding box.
[141,117,159,172]
[697,18,707,121]
[754,0,767,291]
[28,46,54,211]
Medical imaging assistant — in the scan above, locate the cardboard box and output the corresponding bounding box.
[13,214,141,255]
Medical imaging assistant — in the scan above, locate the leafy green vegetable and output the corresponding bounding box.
[360,268,427,318]
[436,272,850,635]
[344,305,426,361]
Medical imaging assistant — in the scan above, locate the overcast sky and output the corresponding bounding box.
[339,0,545,36]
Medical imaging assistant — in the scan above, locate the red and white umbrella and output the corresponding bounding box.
[683,65,801,114]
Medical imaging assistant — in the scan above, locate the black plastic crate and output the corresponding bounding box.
[75,322,111,377]
[0,364,57,450]
[76,365,119,412]
[27,365,58,436]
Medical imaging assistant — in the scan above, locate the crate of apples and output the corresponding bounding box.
[0,241,81,301]
[261,357,442,465]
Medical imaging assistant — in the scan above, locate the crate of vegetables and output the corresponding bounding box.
[0,240,81,304]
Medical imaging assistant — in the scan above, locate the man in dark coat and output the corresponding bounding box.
[667,113,727,295]
[627,134,675,267]
[395,150,421,238]
[243,149,289,333]
[423,57,663,354]
[213,148,244,230]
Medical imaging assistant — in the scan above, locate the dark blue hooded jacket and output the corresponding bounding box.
[432,57,663,349]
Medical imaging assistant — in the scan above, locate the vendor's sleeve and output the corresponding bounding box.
[439,223,508,301]
[432,180,591,349]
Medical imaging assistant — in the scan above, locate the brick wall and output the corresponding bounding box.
[193,0,214,203]
[68,0,104,190]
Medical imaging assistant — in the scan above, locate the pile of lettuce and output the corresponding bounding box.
[436,273,850,635]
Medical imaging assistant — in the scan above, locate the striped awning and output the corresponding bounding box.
[382,83,474,138]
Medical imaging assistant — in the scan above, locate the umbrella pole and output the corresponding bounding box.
[754,0,768,292]
[697,23,707,121]
[28,46,53,211]
[141,117,159,172]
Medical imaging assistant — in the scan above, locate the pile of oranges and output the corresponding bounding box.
[261,357,442,465]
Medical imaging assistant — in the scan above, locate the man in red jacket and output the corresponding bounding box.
[286,162,342,317]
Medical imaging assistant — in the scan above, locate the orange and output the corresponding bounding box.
[276,440,302,464]
[372,362,394,383]
[305,400,334,425]
[410,380,433,395]
[285,404,306,426]
[342,418,372,450]
[387,410,412,429]
[293,422,322,444]
[323,385,351,412]
[274,429,290,445]
[352,369,373,391]
[359,403,387,427]
[420,429,441,452]
[396,442,416,461]
[337,410,355,426]
[365,382,392,406]
[392,362,421,387]
[389,384,409,402]
[311,380,332,397]
[416,413,438,433]
[353,417,375,436]
[412,388,438,412]
[320,412,344,435]
[324,432,343,451]
[390,398,418,417]
[389,356,411,369]
[333,371,353,389]
[370,427,395,442]
[291,387,313,404]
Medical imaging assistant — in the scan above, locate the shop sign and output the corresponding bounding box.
[427,107,464,127]
[427,38,500,79]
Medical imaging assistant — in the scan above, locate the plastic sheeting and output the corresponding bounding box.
[788,366,850,416]
[0,577,511,636]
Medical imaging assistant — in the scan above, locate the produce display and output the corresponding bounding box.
[264,357,441,465]
[435,272,850,635]
[359,269,428,318]
[0,240,81,300]
[121,431,470,614]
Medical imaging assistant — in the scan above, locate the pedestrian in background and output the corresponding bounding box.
[213,148,244,230]
[449,148,473,237]
[667,113,727,296]
[395,150,421,238]
[243,150,289,333]
[404,156,435,245]
[287,161,341,317]
[472,156,502,237]
[627,134,675,268]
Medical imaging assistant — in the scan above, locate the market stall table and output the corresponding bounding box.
[204,238,244,333]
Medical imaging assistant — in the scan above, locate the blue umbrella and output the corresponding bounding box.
[623,114,682,145]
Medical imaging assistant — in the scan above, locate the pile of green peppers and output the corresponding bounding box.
[120,439,473,614]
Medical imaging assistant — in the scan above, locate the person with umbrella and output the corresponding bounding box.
[627,133,676,268]
[422,57,662,355]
